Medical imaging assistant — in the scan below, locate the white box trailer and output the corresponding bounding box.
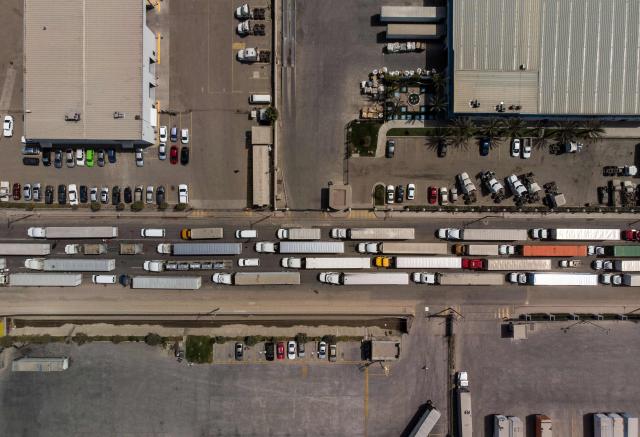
[26,258,115,272]
[550,228,621,241]
[386,23,444,40]
[171,243,242,256]
[183,228,224,239]
[0,243,51,255]
[528,273,599,286]
[457,389,473,437]
[12,357,69,371]
[436,272,505,286]
[608,413,623,437]
[622,414,639,437]
[338,228,415,240]
[485,259,552,271]
[509,417,524,437]
[131,276,202,290]
[594,413,613,437]
[282,257,371,269]
[9,273,82,287]
[277,228,321,240]
[233,272,300,285]
[614,260,640,272]
[279,241,344,254]
[380,6,445,23]
[408,407,441,437]
[494,415,509,437]
[444,228,529,241]
[466,244,499,256]
[394,256,461,269]
[374,242,448,254]
[320,272,409,285]
[27,226,118,238]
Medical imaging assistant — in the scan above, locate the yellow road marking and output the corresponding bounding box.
[156,100,160,143]
[232,42,246,50]
[301,365,308,378]
[156,32,161,64]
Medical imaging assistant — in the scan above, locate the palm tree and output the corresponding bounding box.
[550,121,580,144]
[528,121,551,150]
[446,117,476,148]
[478,118,506,147]
[426,127,447,151]
[431,73,446,93]
[576,121,605,143]
[429,95,448,118]
[501,118,527,140]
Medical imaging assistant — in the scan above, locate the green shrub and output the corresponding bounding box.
[90,202,101,212]
[186,336,213,363]
[131,201,144,212]
[116,202,125,211]
[144,333,164,346]
[174,203,187,211]
[158,201,169,211]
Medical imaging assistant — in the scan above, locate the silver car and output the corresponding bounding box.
[135,148,144,167]
[146,186,154,204]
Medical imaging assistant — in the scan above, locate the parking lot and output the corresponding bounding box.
[280,0,444,210]
[348,136,640,209]
[457,315,640,436]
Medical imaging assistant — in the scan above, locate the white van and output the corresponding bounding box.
[92,274,117,284]
[249,94,271,104]
[141,228,166,238]
[235,229,258,239]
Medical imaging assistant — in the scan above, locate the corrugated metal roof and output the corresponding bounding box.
[252,145,270,207]
[453,0,640,115]
[453,71,539,113]
[24,0,145,140]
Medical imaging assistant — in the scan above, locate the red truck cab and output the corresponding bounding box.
[462,258,484,270]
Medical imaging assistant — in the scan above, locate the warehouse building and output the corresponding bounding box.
[24,0,157,148]
[450,0,640,118]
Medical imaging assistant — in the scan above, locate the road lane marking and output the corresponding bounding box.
[156,32,161,64]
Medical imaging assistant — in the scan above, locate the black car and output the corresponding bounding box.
[480,138,491,156]
[57,184,66,205]
[119,274,130,287]
[437,141,447,158]
[180,146,189,165]
[42,149,51,166]
[107,148,116,163]
[79,185,88,203]
[385,140,395,158]
[156,186,165,205]
[235,342,244,361]
[22,157,39,166]
[97,149,106,167]
[123,186,132,203]
[112,186,121,205]
[265,342,274,361]
[54,150,63,168]
[44,185,54,204]
[395,185,404,203]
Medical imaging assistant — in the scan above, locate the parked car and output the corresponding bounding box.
[76,149,85,166]
[66,149,75,168]
[156,185,165,205]
[170,146,178,164]
[12,183,20,201]
[57,184,66,205]
[79,185,88,203]
[318,341,327,359]
[124,186,132,203]
[135,148,144,167]
[23,184,31,201]
[22,157,39,166]
[112,186,121,205]
[522,139,532,159]
[329,344,337,362]
[297,340,305,358]
[107,148,116,163]
[511,138,521,157]
[238,258,260,267]
[385,140,395,158]
[287,340,297,359]
[407,183,415,200]
[507,174,527,198]
[265,342,274,361]
[42,150,51,166]
[386,185,395,204]
[180,146,189,165]
[439,187,449,205]
[32,183,41,202]
[428,186,438,204]
[159,126,168,143]
[100,187,109,204]
[3,115,14,137]
[462,258,483,270]
[276,342,285,360]
[170,126,178,142]
[179,184,189,204]
[54,150,63,168]
[158,143,166,160]
[97,149,106,167]
[437,141,447,158]
[45,185,54,204]
[22,145,40,155]
[480,138,490,156]
[86,149,94,167]
[235,342,243,361]
[134,185,143,202]
[68,184,78,206]
[181,128,189,144]
[146,186,154,204]
[90,187,98,203]
[395,185,404,203]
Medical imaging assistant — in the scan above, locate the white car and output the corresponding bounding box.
[439,187,449,205]
[522,140,532,159]
[457,371,469,387]
[181,128,189,144]
[90,187,98,203]
[3,115,14,137]
[506,174,527,198]
[100,187,109,204]
[158,143,166,160]
[498,245,515,255]
[23,184,31,201]
[146,186,154,204]
[238,258,260,267]
[178,184,189,204]
[235,229,257,239]
[68,184,78,205]
[159,125,168,143]
[287,340,297,359]
[32,183,41,202]
[511,138,521,157]
[75,149,85,166]
[407,183,415,200]
[135,148,144,167]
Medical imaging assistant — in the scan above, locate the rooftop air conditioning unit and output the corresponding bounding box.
[64,112,81,121]
[113,112,125,119]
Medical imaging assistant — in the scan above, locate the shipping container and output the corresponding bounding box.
[278,241,344,254]
[335,228,415,240]
[408,407,441,437]
[521,245,587,257]
[9,273,82,287]
[509,416,524,437]
[172,243,242,256]
[622,413,639,437]
[528,273,599,286]
[458,229,529,241]
[611,246,640,257]
[131,276,202,290]
[12,357,69,371]
[394,256,461,269]
[485,259,552,271]
[608,413,623,437]
[457,389,473,437]
[120,243,143,255]
[550,228,620,241]
[277,228,321,240]
[0,243,51,255]
[494,415,509,437]
[25,258,115,272]
[465,244,499,256]
[436,272,505,286]
[374,242,448,254]
[233,272,300,286]
[386,23,444,40]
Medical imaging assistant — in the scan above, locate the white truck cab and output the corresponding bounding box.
[255,242,276,253]
[412,272,436,284]
[318,272,341,284]
[212,273,233,285]
[143,260,164,272]
[281,257,302,268]
[437,228,460,240]
[27,227,46,238]
[157,244,172,254]
[330,228,347,239]
[64,244,81,255]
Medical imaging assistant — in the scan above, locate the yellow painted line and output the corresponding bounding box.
[364,366,369,435]
[156,100,160,143]
[232,42,246,50]
[0,319,4,337]
[156,32,161,64]
[301,365,308,378]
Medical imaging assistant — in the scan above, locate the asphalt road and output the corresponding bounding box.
[1,214,640,315]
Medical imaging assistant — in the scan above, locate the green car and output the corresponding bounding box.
[86,149,94,167]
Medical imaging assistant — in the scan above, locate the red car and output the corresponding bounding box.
[462,258,484,270]
[623,229,639,241]
[170,146,179,164]
[428,186,438,204]
[276,342,285,360]
[12,183,21,201]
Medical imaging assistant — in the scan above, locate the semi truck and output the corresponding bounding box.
[407,406,441,437]
[12,357,70,372]
[0,243,51,255]
[180,227,224,240]
[518,272,599,286]
[120,243,143,255]
[433,272,505,286]
[622,274,640,286]
[281,257,371,269]
[330,228,415,240]
[157,243,242,256]
[520,245,587,257]
[255,241,344,254]
[457,388,473,437]
[130,276,202,290]
[532,228,621,241]
[276,228,321,240]
[438,228,529,241]
[236,47,271,63]
[534,415,552,437]
[484,259,552,271]
[360,242,448,255]
[391,256,461,269]
[27,226,118,239]
[319,272,409,285]
[454,244,499,256]
[494,415,509,437]
[212,272,300,285]
[614,260,640,272]
[144,260,232,272]
[7,273,83,287]
[24,258,115,272]
[64,244,107,255]
[594,414,613,437]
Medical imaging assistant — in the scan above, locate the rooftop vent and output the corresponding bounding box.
[64,112,81,122]
[113,112,125,119]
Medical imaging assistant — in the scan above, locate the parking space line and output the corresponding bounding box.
[156,32,161,64]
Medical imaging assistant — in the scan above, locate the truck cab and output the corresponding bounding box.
[212,273,233,285]
[508,272,528,284]
[530,228,548,239]
[235,3,250,18]
[318,272,341,284]
[330,228,347,239]
[457,371,469,388]
[24,258,45,270]
[237,48,257,62]
[143,260,164,272]
[412,272,436,284]
[276,229,289,239]
[255,242,277,253]
[437,228,460,240]
[27,227,46,238]
[281,257,302,268]
[157,244,172,254]
[64,244,81,255]
[374,256,391,268]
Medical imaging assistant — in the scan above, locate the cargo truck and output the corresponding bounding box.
[131,276,202,290]
[520,245,587,257]
[621,274,640,286]
[7,273,82,287]
[535,415,552,437]
[276,228,321,240]
[0,243,51,255]
[24,258,115,272]
[319,272,409,285]
[614,260,640,272]
[281,257,371,269]
[330,228,415,240]
[120,243,143,255]
[594,414,613,437]
[157,243,242,256]
[611,246,640,257]
[518,272,599,286]
[212,272,301,285]
[622,414,639,437]
[144,260,232,272]
[180,227,224,240]
[454,244,499,256]
[391,256,461,269]
[359,242,448,255]
[12,357,70,372]
[64,244,107,255]
[27,226,118,239]
[494,415,509,437]
[608,413,623,437]
[457,388,473,437]
[509,417,524,437]
[408,406,441,437]
[531,228,621,241]
[255,241,344,254]
[484,259,552,271]
[435,272,505,286]
[438,228,528,241]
